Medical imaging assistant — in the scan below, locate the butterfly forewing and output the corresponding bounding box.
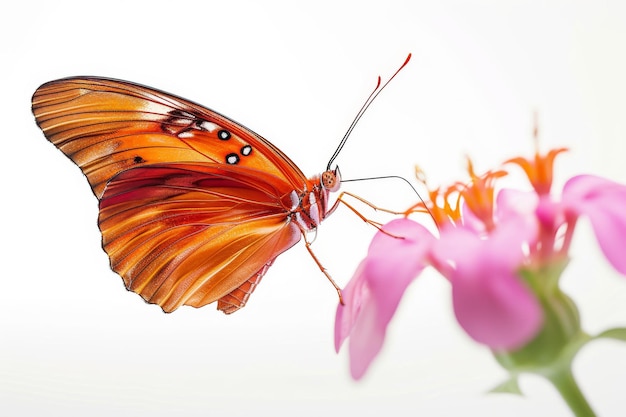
[32,77,309,198]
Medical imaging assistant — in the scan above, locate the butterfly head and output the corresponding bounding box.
[321,167,341,193]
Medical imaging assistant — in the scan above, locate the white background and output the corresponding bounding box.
[2,1,626,416]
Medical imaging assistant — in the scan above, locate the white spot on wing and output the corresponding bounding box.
[178,131,194,139]
[199,121,218,131]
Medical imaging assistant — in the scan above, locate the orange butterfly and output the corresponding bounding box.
[32,57,410,314]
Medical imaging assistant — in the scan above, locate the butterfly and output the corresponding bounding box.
[32,56,410,315]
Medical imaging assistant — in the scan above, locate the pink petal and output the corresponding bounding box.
[335,218,434,379]
[347,280,384,380]
[562,174,626,203]
[451,260,542,349]
[366,218,433,255]
[434,224,542,349]
[496,188,539,220]
[433,215,528,273]
[460,201,486,233]
[563,175,626,274]
[583,205,626,274]
[334,260,368,353]
[432,227,483,270]
[366,219,434,324]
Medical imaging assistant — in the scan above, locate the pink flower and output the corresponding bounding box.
[335,147,626,381]
[561,175,626,274]
[334,218,434,379]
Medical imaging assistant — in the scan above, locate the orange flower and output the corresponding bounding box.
[454,158,507,232]
[408,161,507,233]
[507,147,568,195]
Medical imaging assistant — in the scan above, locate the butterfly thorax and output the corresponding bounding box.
[286,169,340,232]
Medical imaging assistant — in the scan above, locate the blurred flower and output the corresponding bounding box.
[335,142,626,416]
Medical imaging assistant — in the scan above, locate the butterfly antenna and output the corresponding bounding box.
[327,76,381,171]
[327,53,412,171]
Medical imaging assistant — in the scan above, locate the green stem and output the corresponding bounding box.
[545,368,595,417]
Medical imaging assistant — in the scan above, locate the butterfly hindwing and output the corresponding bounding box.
[216,261,274,314]
[99,163,302,312]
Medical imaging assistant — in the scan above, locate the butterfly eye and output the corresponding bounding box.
[321,170,340,192]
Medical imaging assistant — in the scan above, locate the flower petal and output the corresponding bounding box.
[336,218,434,379]
[562,174,626,204]
[460,201,486,233]
[563,175,626,274]
[431,226,482,271]
[433,212,529,274]
[347,279,384,379]
[366,218,433,255]
[334,260,368,353]
[434,224,542,349]
[497,188,538,222]
[451,261,542,349]
[366,220,435,324]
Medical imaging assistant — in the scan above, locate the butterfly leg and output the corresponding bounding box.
[326,192,384,230]
[327,192,406,239]
[341,191,436,226]
[302,235,344,305]
[310,193,412,305]
[338,191,409,215]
